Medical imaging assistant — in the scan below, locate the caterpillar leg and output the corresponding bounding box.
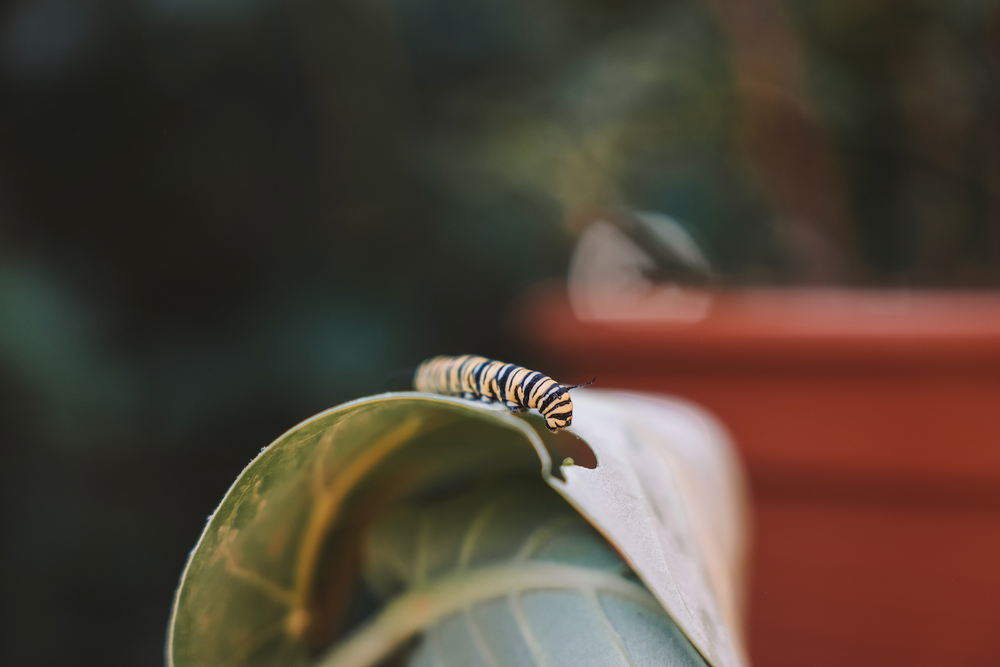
[505,402,528,414]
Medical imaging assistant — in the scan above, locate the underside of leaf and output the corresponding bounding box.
[167,392,745,667]
[319,477,709,667]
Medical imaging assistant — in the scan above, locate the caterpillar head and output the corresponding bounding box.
[543,379,594,431]
[545,414,571,432]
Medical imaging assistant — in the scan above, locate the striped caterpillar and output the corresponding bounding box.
[414,355,593,432]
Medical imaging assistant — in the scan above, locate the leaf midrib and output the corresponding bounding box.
[318,560,666,667]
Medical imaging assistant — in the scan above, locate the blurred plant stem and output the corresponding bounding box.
[704,0,857,282]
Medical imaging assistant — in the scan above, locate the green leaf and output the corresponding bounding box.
[168,395,551,667]
[167,391,748,667]
[320,475,709,667]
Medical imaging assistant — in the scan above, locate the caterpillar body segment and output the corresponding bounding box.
[413,355,591,432]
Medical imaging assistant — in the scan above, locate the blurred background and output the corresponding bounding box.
[3,0,1000,665]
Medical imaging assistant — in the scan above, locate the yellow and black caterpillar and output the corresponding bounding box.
[414,355,593,432]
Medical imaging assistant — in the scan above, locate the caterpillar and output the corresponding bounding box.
[413,355,594,432]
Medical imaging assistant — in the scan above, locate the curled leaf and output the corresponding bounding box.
[167,390,748,667]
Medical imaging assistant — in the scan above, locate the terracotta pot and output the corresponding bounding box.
[515,285,1000,667]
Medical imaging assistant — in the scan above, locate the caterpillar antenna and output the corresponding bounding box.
[565,378,597,390]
